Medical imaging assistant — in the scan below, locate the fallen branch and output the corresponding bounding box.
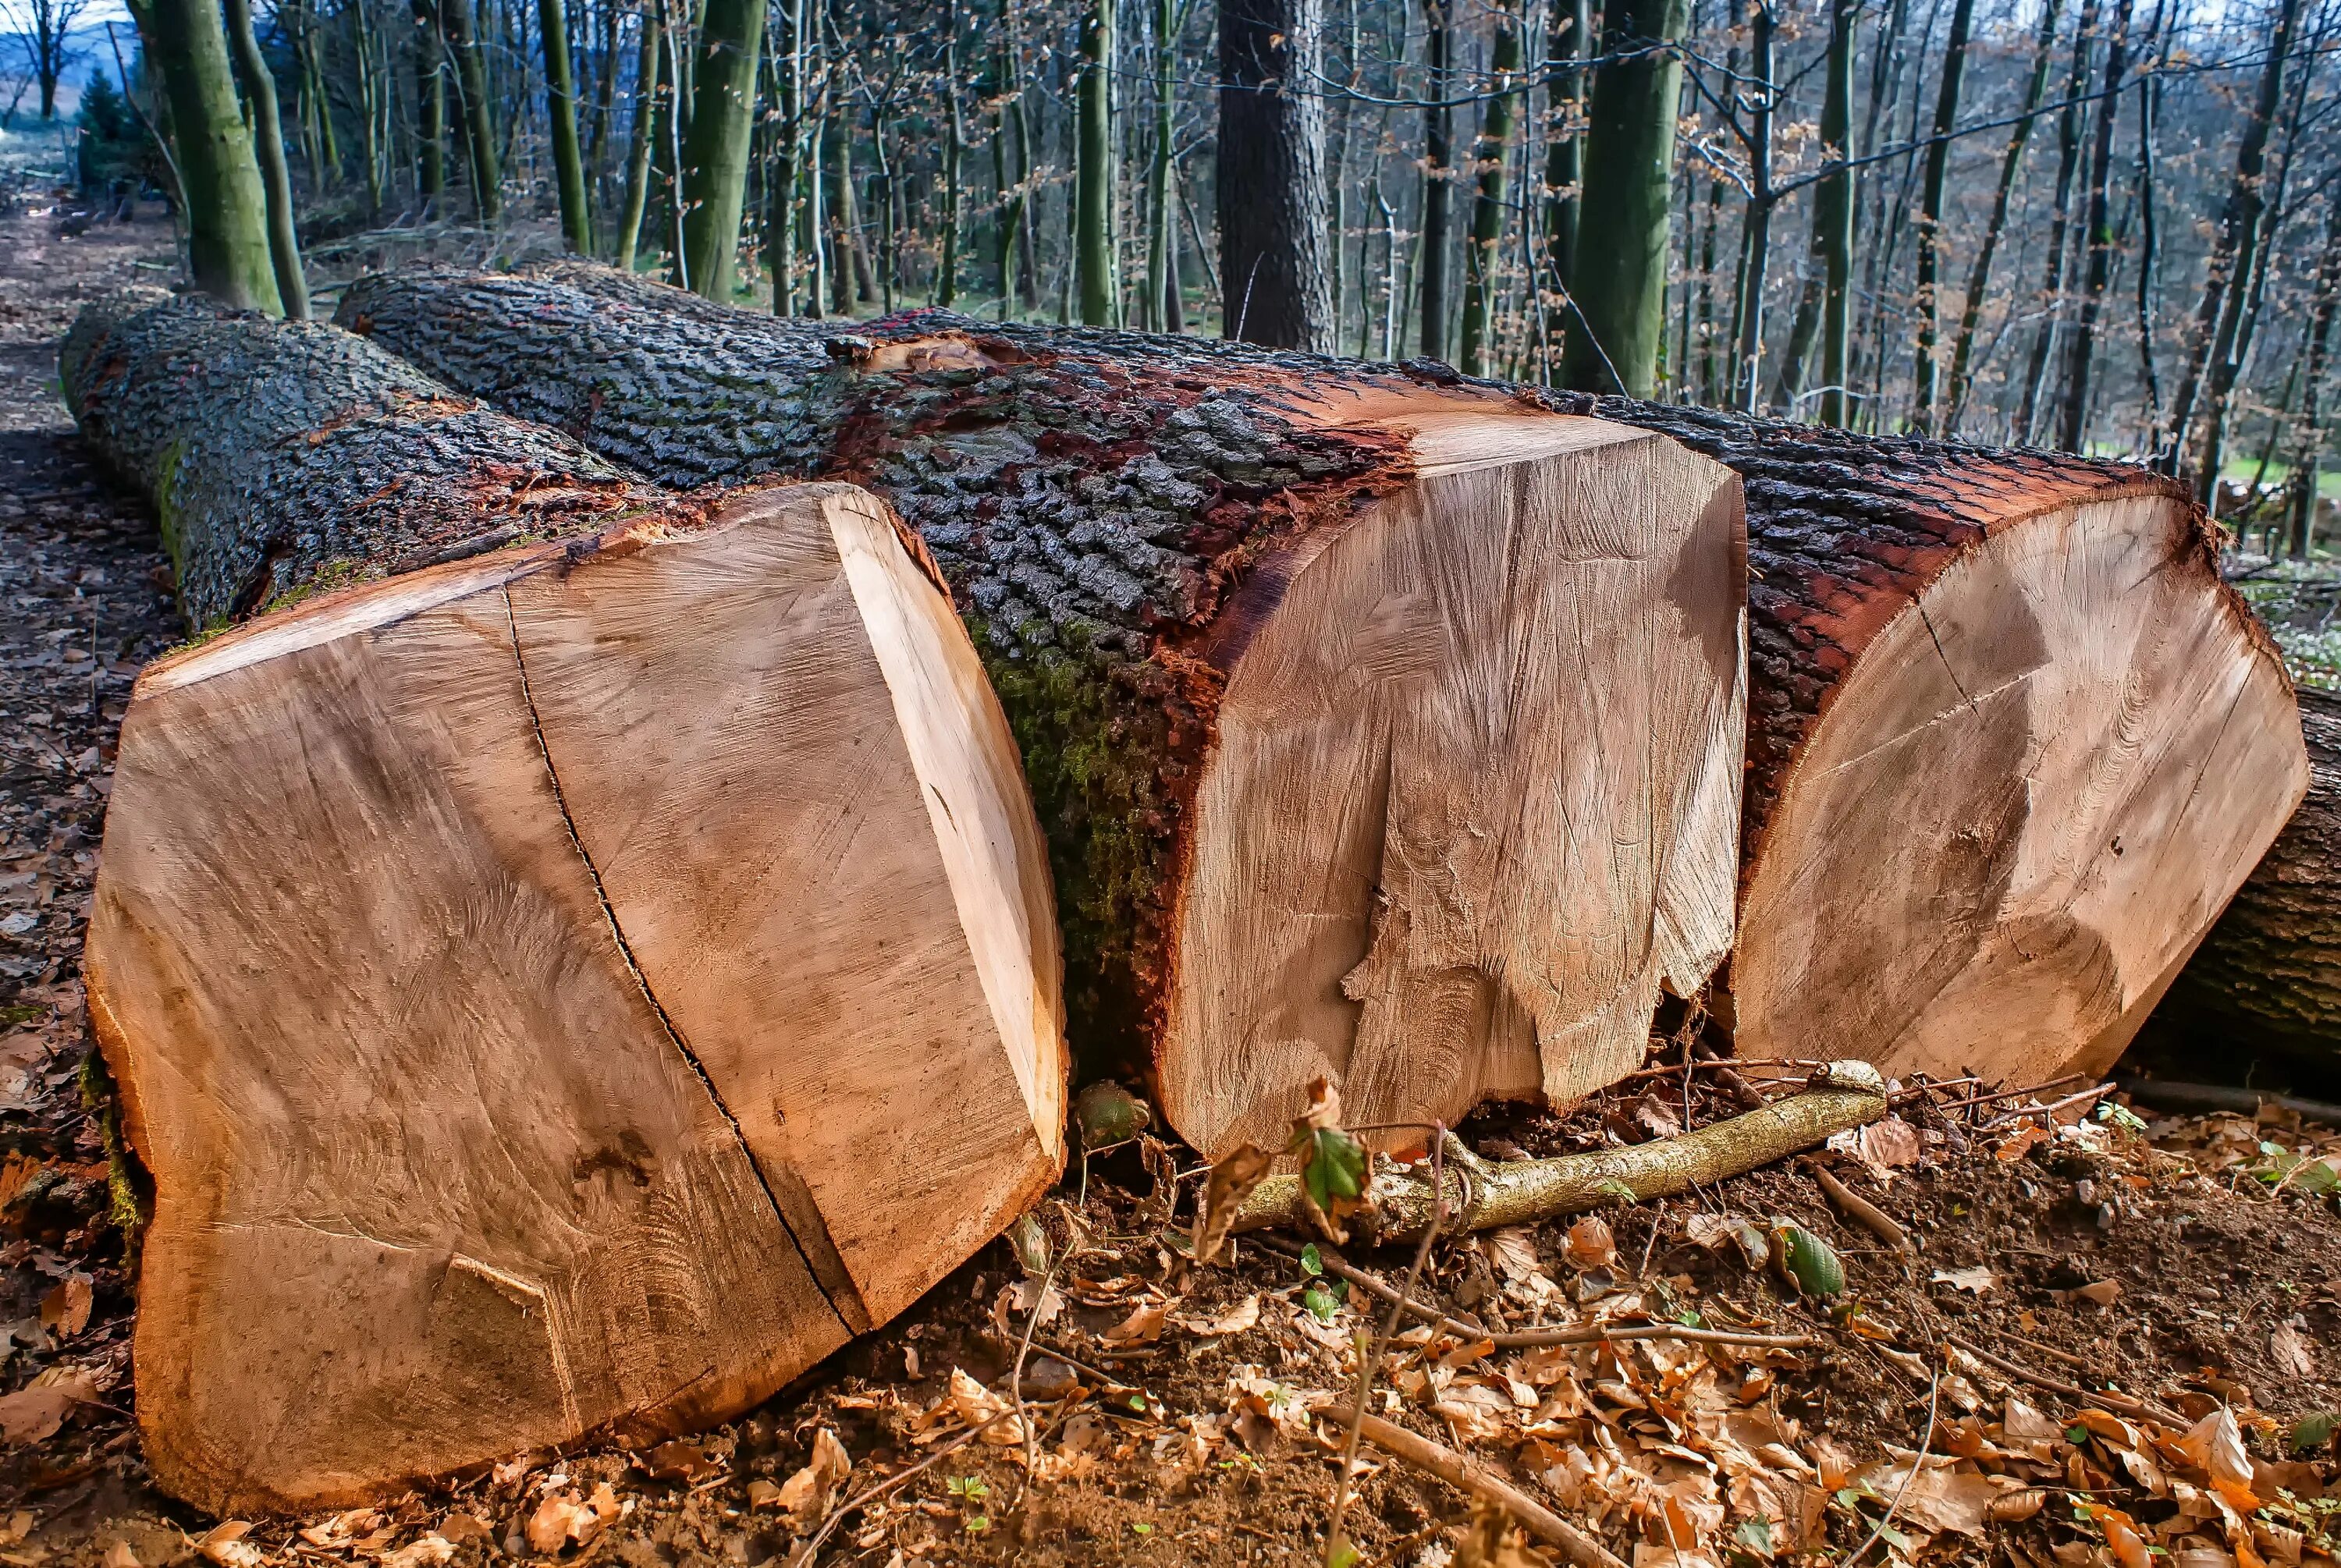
[1317,1404,1629,1568]
[2116,1077,2341,1128]
[1233,1062,1890,1241]
[1945,1336,2186,1428]
[1809,1165,1914,1255]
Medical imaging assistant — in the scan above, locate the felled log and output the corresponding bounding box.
[1539,397,2307,1086]
[337,265,1750,1162]
[62,296,1066,1514]
[2142,685,2339,1056]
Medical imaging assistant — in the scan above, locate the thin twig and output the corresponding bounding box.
[1325,1129,1449,1568]
[1945,1336,2186,1427]
[1979,1082,2117,1129]
[1256,1234,1814,1349]
[1929,1074,2086,1115]
[1847,1365,1943,1567]
[786,1406,1017,1568]
[1318,1404,1629,1568]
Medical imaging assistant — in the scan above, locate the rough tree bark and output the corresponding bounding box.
[339,264,1750,1163]
[1217,0,1336,349]
[59,294,1065,1516]
[1543,392,2307,1085]
[2147,687,2339,1058]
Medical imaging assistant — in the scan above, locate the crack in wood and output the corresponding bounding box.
[499,584,870,1339]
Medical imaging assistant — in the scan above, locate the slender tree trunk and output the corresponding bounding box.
[1417,0,1452,360]
[440,0,501,218]
[538,0,593,251]
[615,1,662,269]
[1146,0,1178,331]
[2055,0,2132,454]
[1561,0,1687,394]
[1458,0,1519,375]
[146,0,282,314]
[1075,0,1116,325]
[2132,60,2163,449]
[2165,0,2301,478]
[414,12,446,204]
[2015,0,2095,445]
[352,0,385,217]
[221,0,311,320]
[937,0,963,307]
[1907,0,1974,433]
[1944,0,2059,432]
[768,0,804,310]
[1725,0,1774,412]
[672,0,766,298]
[1540,0,1587,374]
[2288,199,2341,559]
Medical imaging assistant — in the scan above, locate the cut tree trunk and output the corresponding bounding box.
[336,264,1750,1162]
[2144,686,2339,1055]
[1544,394,2307,1086]
[61,296,1065,1515]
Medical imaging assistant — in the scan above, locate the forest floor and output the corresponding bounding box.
[3,191,2341,1568]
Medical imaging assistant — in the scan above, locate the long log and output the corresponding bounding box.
[1540,396,2307,1085]
[337,264,1751,1162]
[62,296,1066,1514]
[2142,685,2339,1055]
[338,268,2311,1095]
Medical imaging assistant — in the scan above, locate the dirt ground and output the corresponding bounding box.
[2,190,2339,1568]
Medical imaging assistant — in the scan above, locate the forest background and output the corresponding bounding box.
[3,0,2338,681]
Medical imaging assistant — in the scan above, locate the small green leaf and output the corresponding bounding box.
[1298,1243,1323,1276]
[1130,1521,1153,1536]
[1301,1125,1367,1214]
[2294,1413,2339,1453]
[2068,1426,2093,1446]
[1128,1391,1148,1412]
[2098,1101,2148,1134]
[1733,1518,1776,1556]
[964,1513,990,1534]
[1302,1282,1340,1322]
[1771,1224,1845,1299]
[1327,1541,1360,1568]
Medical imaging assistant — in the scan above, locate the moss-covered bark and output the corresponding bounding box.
[62,293,670,631]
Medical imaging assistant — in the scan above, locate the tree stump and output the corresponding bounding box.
[64,296,1064,1514]
[1546,396,2308,1086]
[338,265,1751,1160]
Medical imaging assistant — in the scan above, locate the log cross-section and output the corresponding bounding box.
[64,296,1065,1515]
[1534,395,2308,1085]
[337,265,1750,1159]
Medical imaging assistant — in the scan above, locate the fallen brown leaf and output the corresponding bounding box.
[778,1427,852,1520]
[1192,1142,1274,1265]
[1565,1216,1617,1271]
[0,1369,97,1446]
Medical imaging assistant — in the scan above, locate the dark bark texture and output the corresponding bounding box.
[338,264,1440,1066]
[2149,687,2340,1056]
[61,293,661,633]
[1217,0,1335,349]
[337,265,2311,1070]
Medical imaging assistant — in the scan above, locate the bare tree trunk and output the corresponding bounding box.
[1561,0,1687,393]
[145,0,282,314]
[1539,0,1587,374]
[440,0,501,218]
[2054,0,2133,454]
[1944,0,2059,433]
[1458,0,1520,374]
[2014,0,2095,445]
[2288,199,2341,559]
[1417,0,1453,360]
[1724,0,1774,412]
[413,10,446,204]
[1218,0,1334,346]
[222,0,311,320]
[2165,0,2304,477]
[614,0,661,269]
[1145,0,1180,331]
[1907,0,1973,433]
[1075,0,1117,325]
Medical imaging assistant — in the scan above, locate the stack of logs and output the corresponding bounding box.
[62,274,2324,1517]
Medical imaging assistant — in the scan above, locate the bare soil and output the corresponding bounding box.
[1,193,2337,1568]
